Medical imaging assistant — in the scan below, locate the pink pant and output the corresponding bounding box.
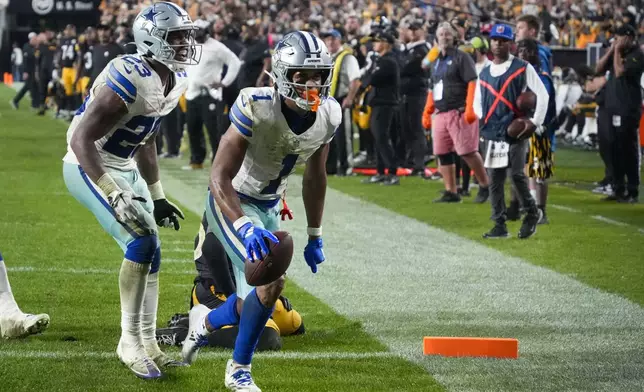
[432,110,480,156]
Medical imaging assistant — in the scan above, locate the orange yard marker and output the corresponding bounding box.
[423,337,519,359]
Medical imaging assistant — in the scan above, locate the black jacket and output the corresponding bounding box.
[363,51,400,106]
[400,41,429,96]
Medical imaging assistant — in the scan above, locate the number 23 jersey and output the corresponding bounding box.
[63,54,188,171]
[229,87,342,202]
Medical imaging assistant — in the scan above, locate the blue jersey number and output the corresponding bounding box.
[261,154,299,195]
[103,116,161,159]
[122,56,152,78]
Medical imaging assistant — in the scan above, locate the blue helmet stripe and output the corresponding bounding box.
[308,32,319,50]
[296,31,311,53]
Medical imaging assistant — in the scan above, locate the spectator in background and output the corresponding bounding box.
[184,19,242,170]
[361,29,401,186]
[35,30,56,116]
[475,24,548,239]
[515,14,552,76]
[11,42,23,82]
[11,33,39,110]
[399,16,430,177]
[89,24,124,88]
[426,22,489,203]
[322,28,361,176]
[115,23,136,54]
[239,21,271,88]
[596,24,644,203]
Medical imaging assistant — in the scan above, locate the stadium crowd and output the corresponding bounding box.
[7,0,644,208]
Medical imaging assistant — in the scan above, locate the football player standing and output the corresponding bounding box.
[61,2,200,379]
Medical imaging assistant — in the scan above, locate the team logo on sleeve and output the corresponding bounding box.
[32,0,54,15]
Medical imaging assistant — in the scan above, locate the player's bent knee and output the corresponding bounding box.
[438,153,455,166]
[256,275,286,306]
[125,235,160,263]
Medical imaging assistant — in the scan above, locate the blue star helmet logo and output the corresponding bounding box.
[143,6,162,23]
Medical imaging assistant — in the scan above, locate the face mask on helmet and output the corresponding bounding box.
[154,27,202,70]
[283,68,332,112]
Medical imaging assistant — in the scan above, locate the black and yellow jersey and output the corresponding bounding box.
[59,37,79,68]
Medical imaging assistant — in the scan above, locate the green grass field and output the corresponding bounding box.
[1,84,643,391]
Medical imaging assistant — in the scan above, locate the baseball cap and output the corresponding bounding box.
[489,24,514,41]
[28,32,37,40]
[320,29,342,39]
[615,24,636,38]
[372,30,395,44]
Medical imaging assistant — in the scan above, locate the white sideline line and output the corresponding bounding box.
[164,248,193,254]
[7,266,195,275]
[164,240,193,245]
[163,258,192,264]
[550,204,581,213]
[591,215,629,227]
[0,350,396,361]
[550,204,644,234]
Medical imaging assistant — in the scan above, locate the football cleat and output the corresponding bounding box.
[224,359,261,392]
[145,342,187,368]
[0,312,50,339]
[116,339,162,379]
[181,304,211,365]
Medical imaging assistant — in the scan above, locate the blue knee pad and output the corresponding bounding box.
[438,153,456,166]
[125,235,159,264]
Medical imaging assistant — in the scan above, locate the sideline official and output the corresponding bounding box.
[184,20,242,170]
[11,33,39,110]
[322,29,361,176]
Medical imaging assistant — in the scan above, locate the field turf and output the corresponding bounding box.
[1,84,643,391]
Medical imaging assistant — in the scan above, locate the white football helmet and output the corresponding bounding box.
[132,2,201,71]
[270,31,334,111]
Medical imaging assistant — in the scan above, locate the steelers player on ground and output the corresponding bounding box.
[58,24,80,119]
[181,31,340,391]
[76,27,96,101]
[61,2,201,379]
[191,212,304,347]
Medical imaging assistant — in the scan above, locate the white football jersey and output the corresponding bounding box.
[63,54,188,171]
[229,87,342,203]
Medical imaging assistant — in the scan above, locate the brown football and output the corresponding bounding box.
[244,231,293,287]
[516,91,536,114]
[507,118,536,140]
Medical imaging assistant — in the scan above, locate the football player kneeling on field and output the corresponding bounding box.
[156,213,304,350]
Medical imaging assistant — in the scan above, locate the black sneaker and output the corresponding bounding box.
[518,209,543,239]
[483,224,509,239]
[618,195,639,204]
[506,201,521,221]
[457,187,471,197]
[362,174,386,184]
[433,191,462,203]
[9,100,18,110]
[156,325,189,347]
[381,175,400,186]
[474,186,489,203]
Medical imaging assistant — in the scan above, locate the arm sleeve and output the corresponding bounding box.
[344,55,361,82]
[473,78,483,120]
[623,51,644,80]
[220,44,242,87]
[229,90,255,140]
[104,57,140,112]
[525,63,549,126]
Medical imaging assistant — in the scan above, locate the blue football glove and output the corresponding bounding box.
[237,223,279,262]
[304,238,325,273]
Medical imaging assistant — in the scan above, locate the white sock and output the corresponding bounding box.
[0,259,21,316]
[119,259,150,347]
[530,189,537,200]
[196,313,210,337]
[141,272,159,351]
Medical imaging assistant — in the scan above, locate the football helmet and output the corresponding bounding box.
[270,31,333,111]
[132,2,201,71]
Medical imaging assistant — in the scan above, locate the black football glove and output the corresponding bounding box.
[153,199,185,230]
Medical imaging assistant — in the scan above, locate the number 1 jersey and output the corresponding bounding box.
[63,54,188,171]
[229,87,342,203]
